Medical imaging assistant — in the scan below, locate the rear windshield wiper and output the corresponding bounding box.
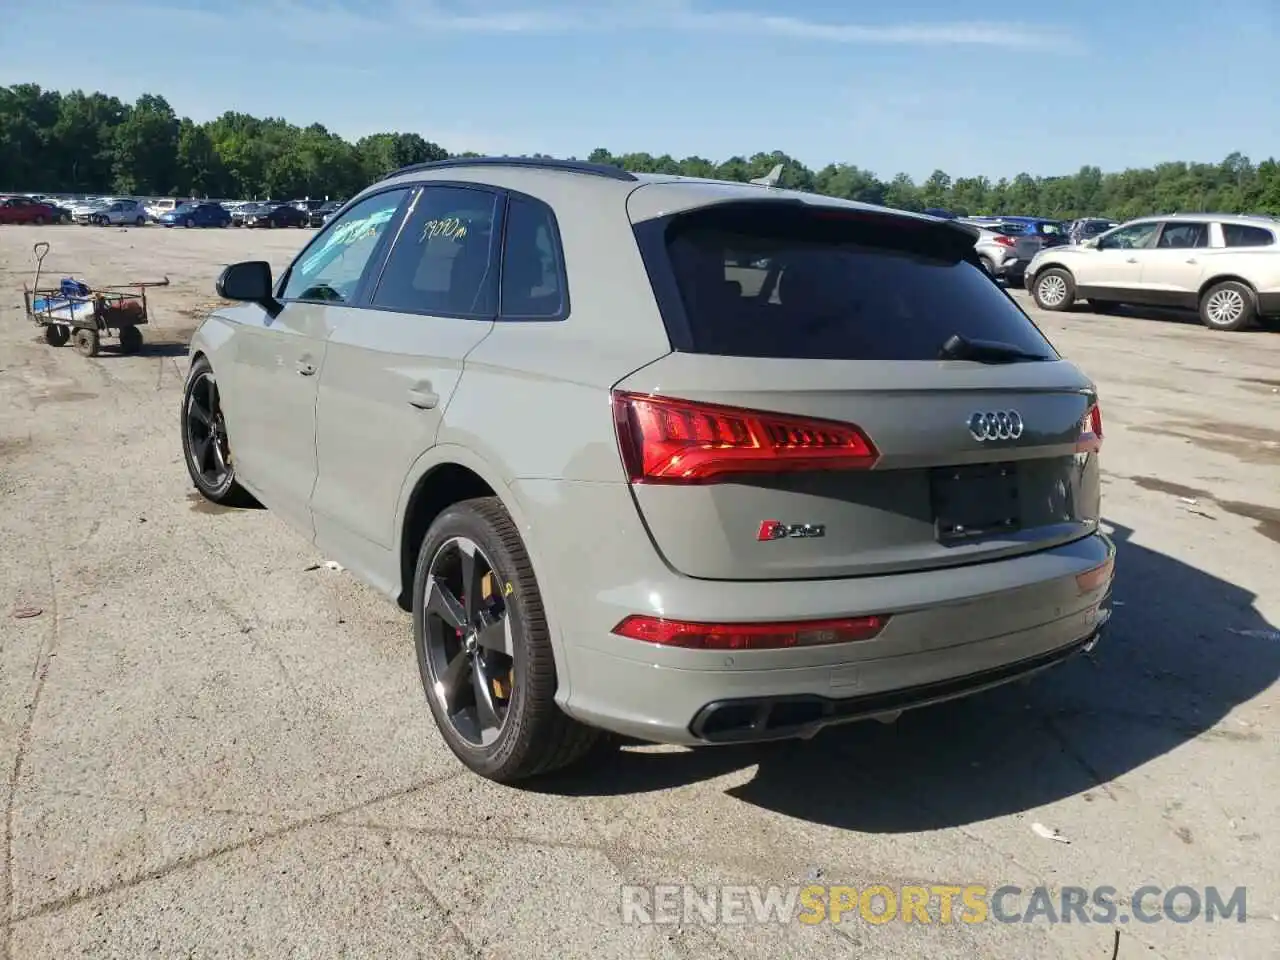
[938,333,1051,364]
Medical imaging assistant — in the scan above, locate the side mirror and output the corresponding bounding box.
[216,261,281,316]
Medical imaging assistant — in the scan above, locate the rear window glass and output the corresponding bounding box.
[654,204,1056,361]
[1222,223,1275,247]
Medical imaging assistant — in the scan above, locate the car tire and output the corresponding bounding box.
[1199,280,1256,332]
[412,497,601,783]
[44,325,69,347]
[33,215,45,226]
[118,325,143,354]
[135,216,145,226]
[1032,268,1076,311]
[978,255,995,276]
[181,356,256,506]
[72,327,99,357]
[184,217,194,228]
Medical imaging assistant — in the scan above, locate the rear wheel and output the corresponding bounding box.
[413,498,600,782]
[978,255,995,276]
[32,215,45,226]
[118,325,143,354]
[1199,280,1256,332]
[181,357,255,506]
[135,215,145,226]
[44,325,69,347]
[1032,268,1075,311]
[184,217,194,228]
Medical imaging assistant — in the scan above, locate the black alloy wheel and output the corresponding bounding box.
[421,535,516,747]
[181,357,254,505]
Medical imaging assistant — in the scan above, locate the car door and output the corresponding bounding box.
[229,188,412,538]
[1138,220,1212,307]
[310,183,504,583]
[1078,221,1160,298]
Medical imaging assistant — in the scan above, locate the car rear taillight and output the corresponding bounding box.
[1075,556,1113,594]
[612,614,889,650]
[993,235,1017,247]
[1077,402,1103,454]
[612,392,879,484]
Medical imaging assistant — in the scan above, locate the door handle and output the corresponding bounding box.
[1185,258,1198,264]
[407,385,439,409]
[296,359,317,376]
[1125,257,1138,263]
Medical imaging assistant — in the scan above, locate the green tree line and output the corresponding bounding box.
[4,83,1279,218]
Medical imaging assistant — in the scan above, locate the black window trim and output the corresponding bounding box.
[495,188,571,323]
[360,180,508,322]
[274,183,416,306]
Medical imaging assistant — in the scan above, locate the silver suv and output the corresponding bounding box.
[183,158,1115,782]
[1026,213,1280,331]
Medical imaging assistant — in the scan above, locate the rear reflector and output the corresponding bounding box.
[1076,556,1113,594]
[612,392,879,484]
[1076,402,1103,454]
[612,614,889,650]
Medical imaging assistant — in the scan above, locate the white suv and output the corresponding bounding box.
[1025,214,1280,331]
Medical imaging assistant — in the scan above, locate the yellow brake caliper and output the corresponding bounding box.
[482,572,514,699]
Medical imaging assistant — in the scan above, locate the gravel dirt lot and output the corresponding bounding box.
[1,223,1277,960]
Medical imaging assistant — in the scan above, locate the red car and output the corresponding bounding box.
[0,196,58,225]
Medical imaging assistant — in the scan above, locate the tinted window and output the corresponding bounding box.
[1098,222,1158,250]
[655,204,1056,362]
[371,186,499,317]
[282,189,408,303]
[1156,222,1208,248]
[1222,223,1275,247]
[500,195,566,319]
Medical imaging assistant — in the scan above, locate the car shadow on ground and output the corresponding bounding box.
[532,521,1280,831]
[1077,302,1278,333]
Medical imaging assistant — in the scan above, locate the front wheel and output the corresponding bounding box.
[184,218,194,228]
[181,357,255,506]
[1032,268,1076,311]
[72,327,99,357]
[44,325,69,347]
[413,498,601,782]
[1199,280,1256,332]
[118,325,143,354]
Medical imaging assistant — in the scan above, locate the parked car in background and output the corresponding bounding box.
[961,221,1040,284]
[183,156,1113,782]
[74,197,148,226]
[147,198,191,221]
[44,200,74,223]
[1026,213,1280,330]
[1067,218,1119,245]
[159,202,232,228]
[241,201,310,228]
[0,196,59,224]
[311,200,343,226]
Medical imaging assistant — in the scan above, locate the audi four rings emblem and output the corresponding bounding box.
[968,410,1024,441]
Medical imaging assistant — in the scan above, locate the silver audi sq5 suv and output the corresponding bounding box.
[183,157,1114,782]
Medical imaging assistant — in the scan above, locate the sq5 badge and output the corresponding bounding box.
[757,520,826,541]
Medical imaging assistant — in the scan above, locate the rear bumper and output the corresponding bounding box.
[552,521,1115,746]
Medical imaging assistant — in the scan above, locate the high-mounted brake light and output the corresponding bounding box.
[612,392,879,484]
[1077,402,1103,454]
[612,614,889,650]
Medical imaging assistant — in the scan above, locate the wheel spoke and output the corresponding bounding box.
[458,540,485,624]
[189,400,211,426]
[210,437,227,475]
[435,649,472,714]
[425,576,467,630]
[474,614,513,656]
[193,435,212,473]
[471,656,501,733]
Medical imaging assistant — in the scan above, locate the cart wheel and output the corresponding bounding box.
[73,327,100,358]
[118,326,144,354]
[44,325,70,347]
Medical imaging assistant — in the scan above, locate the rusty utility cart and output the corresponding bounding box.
[21,241,169,357]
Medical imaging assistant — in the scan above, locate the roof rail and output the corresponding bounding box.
[382,156,638,183]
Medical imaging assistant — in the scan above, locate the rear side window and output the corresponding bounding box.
[500,195,566,319]
[1222,224,1275,247]
[650,204,1056,361]
[1157,222,1209,248]
[372,185,500,317]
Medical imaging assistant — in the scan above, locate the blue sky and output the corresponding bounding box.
[2,0,1276,180]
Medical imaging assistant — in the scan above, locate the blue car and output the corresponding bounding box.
[160,202,231,228]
